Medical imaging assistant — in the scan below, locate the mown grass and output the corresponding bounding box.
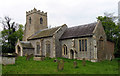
[2,57,119,74]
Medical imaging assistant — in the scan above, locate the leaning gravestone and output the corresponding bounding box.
[73,61,77,68]
[82,58,86,66]
[26,54,33,60]
[57,59,64,70]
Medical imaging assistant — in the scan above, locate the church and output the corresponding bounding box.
[15,8,114,62]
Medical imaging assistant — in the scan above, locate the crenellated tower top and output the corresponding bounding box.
[26,8,47,16]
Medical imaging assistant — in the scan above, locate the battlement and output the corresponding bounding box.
[26,8,47,16]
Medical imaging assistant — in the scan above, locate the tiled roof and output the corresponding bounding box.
[28,26,61,40]
[60,22,97,40]
[20,41,34,49]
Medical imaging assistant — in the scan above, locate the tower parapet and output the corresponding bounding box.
[26,8,47,16]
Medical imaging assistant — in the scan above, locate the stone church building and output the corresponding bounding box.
[15,8,114,62]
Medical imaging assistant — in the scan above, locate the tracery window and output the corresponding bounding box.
[79,39,87,51]
[63,44,67,55]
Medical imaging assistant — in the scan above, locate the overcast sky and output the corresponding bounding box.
[0,0,120,31]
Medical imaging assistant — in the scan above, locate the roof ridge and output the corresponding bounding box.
[68,22,97,28]
[28,25,62,40]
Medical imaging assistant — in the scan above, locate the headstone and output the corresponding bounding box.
[26,54,33,60]
[73,61,77,68]
[82,58,86,66]
[46,53,50,57]
[57,59,64,70]
[54,59,58,62]
[41,57,45,61]
[46,53,50,59]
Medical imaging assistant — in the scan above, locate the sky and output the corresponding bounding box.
[0,0,120,31]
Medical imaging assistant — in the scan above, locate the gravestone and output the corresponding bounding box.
[46,53,50,59]
[54,59,58,62]
[73,61,77,68]
[57,59,64,70]
[82,58,86,66]
[26,54,33,60]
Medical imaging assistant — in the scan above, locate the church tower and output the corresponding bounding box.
[23,8,48,41]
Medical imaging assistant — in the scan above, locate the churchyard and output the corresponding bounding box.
[1,56,119,74]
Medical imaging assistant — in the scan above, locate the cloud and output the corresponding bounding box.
[0,0,119,29]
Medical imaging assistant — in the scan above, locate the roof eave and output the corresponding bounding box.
[23,47,34,49]
[60,34,93,40]
[27,35,53,40]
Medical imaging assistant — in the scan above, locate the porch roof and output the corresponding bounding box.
[20,41,34,49]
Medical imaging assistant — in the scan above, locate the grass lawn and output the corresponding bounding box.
[1,56,119,74]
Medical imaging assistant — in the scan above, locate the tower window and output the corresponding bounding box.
[29,17,31,24]
[40,17,43,24]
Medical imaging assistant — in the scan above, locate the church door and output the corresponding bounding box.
[98,37,104,61]
[70,49,74,59]
[46,44,50,57]
[17,46,21,56]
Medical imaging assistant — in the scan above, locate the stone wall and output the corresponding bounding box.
[30,37,55,58]
[93,21,107,61]
[61,21,109,62]
[106,41,114,60]
[61,39,72,59]
[23,49,34,56]
[54,24,67,57]
[0,56,2,64]
[2,57,15,65]
[61,37,94,60]
[29,24,67,58]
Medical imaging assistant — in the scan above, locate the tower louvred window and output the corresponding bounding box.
[29,17,31,24]
[40,18,43,24]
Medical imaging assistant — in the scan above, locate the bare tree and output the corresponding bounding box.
[1,16,18,34]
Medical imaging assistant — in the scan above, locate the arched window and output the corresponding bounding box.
[17,45,21,56]
[99,36,104,50]
[40,17,43,24]
[63,44,67,55]
[29,17,31,24]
